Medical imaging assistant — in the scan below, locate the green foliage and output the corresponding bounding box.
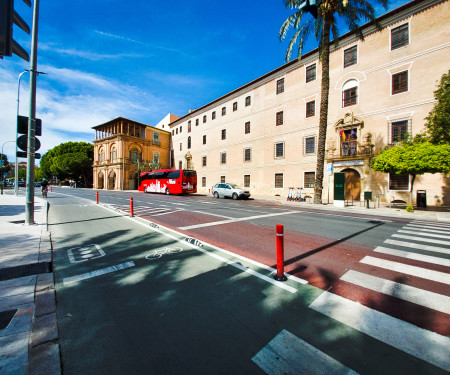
[371,142,450,176]
[405,205,414,212]
[420,71,450,145]
[40,142,94,185]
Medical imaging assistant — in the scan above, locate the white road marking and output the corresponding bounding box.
[340,270,450,314]
[374,246,450,267]
[410,221,450,228]
[191,210,233,219]
[384,239,450,255]
[392,233,450,246]
[309,291,450,372]
[360,256,450,284]
[152,209,185,217]
[252,329,359,375]
[405,225,450,234]
[171,202,187,206]
[63,262,135,285]
[178,211,300,230]
[398,229,450,239]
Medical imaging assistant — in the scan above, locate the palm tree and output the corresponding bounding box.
[280,0,388,204]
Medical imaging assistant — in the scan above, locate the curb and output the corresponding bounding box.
[28,200,61,375]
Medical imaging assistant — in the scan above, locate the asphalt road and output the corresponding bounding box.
[47,188,450,374]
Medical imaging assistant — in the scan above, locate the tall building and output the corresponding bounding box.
[157,0,449,205]
[92,117,171,190]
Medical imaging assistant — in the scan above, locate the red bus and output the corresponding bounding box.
[139,169,197,195]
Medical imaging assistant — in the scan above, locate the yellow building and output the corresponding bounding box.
[92,117,171,190]
[159,0,449,205]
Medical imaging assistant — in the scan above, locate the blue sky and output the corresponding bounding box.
[0,0,409,163]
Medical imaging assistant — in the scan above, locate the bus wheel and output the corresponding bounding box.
[165,188,170,195]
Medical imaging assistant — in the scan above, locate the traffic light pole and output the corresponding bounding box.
[25,0,39,225]
[16,70,30,196]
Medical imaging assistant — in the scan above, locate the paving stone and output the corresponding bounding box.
[30,313,58,347]
[36,273,54,292]
[34,290,56,318]
[28,342,61,375]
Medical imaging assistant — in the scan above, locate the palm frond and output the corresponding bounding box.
[285,21,313,62]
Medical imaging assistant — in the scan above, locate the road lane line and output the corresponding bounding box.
[178,211,300,230]
[398,229,450,239]
[63,262,135,285]
[360,256,450,284]
[392,233,450,246]
[374,246,450,267]
[252,329,359,375]
[309,291,450,372]
[340,270,450,314]
[384,239,450,255]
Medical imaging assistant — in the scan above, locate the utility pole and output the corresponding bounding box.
[25,0,39,225]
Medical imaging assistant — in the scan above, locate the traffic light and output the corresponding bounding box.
[0,0,31,61]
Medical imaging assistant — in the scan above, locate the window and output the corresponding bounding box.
[180,126,182,133]
[344,45,357,68]
[245,96,251,106]
[99,149,104,163]
[306,64,316,82]
[179,143,182,151]
[110,146,116,163]
[391,23,409,50]
[244,175,250,188]
[196,119,199,126]
[179,161,183,169]
[188,121,191,133]
[275,173,283,188]
[233,102,238,111]
[187,136,191,149]
[221,176,226,183]
[172,130,174,136]
[202,156,207,167]
[212,111,216,120]
[203,135,206,145]
[222,107,226,116]
[304,172,315,188]
[154,132,160,146]
[176,128,178,134]
[276,111,284,126]
[277,78,284,94]
[274,142,284,158]
[202,177,206,187]
[221,152,227,164]
[244,148,251,162]
[304,136,315,154]
[130,147,140,163]
[153,153,159,165]
[392,71,408,94]
[220,129,226,140]
[391,120,408,143]
[342,80,358,107]
[306,100,315,117]
[203,115,207,123]
[389,173,409,190]
[245,121,251,134]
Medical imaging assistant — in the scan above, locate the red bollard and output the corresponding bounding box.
[130,197,134,217]
[274,224,287,281]
[51,186,53,192]
[96,191,99,204]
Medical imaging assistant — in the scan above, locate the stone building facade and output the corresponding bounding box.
[157,0,449,205]
[92,117,171,190]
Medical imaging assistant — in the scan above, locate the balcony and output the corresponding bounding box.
[326,143,374,161]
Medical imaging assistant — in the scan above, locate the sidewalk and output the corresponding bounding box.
[251,194,450,222]
[0,191,60,375]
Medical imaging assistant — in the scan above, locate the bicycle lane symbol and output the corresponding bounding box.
[145,247,183,261]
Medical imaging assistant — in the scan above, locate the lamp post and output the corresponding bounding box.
[15,70,30,196]
[1,141,15,194]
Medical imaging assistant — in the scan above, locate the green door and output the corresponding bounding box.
[334,172,345,201]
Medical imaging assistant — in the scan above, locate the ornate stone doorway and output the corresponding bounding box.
[108,171,116,190]
[98,171,104,189]
[343,168,361,201]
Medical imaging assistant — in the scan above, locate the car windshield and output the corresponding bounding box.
[229,184,241,189]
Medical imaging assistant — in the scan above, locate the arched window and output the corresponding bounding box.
[110,146,117,163]
[187,136,191,149]
[129,147,141,164]
[342,79,359,107]
[99,148,105,164]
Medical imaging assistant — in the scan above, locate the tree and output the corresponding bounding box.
[41,142,94,187]
[419,71,450,145]
[279,0,388,203]
[371,142,450,204]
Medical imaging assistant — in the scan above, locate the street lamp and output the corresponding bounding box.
[1,140,15,194]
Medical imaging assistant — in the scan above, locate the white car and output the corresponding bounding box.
[212,183,250,200]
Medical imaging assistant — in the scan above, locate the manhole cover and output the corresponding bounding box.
[0,310,17,330]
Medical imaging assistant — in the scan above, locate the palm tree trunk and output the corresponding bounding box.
[314,14,332,204]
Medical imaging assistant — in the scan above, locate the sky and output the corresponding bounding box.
[0,0,410,164]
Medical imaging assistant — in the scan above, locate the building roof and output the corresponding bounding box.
[92,116,171,134]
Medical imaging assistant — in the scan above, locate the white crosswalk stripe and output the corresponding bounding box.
[374,246,450,267]
[398,229,450,239]
[405,225,450,234]
[392,233,450,246]
[385,239,450,254]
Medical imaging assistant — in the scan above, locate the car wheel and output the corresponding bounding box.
[232,193,238,200]
[165,188,170,195]
[214,192,219,199]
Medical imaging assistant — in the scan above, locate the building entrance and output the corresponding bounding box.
[343,168,361,201]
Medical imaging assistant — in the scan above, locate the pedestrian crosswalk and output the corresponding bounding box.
[310,219,450,371]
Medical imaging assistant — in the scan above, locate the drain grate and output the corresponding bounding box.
[0,309,17,330]
[0,262,52,281]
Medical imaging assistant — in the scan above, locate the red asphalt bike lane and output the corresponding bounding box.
[134,208,450,336]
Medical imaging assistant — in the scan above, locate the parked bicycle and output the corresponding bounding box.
[145,247,183,260]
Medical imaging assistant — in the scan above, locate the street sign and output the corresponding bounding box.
[17,134,40,152]
[326,163,333,176]
[17,115,42,136]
